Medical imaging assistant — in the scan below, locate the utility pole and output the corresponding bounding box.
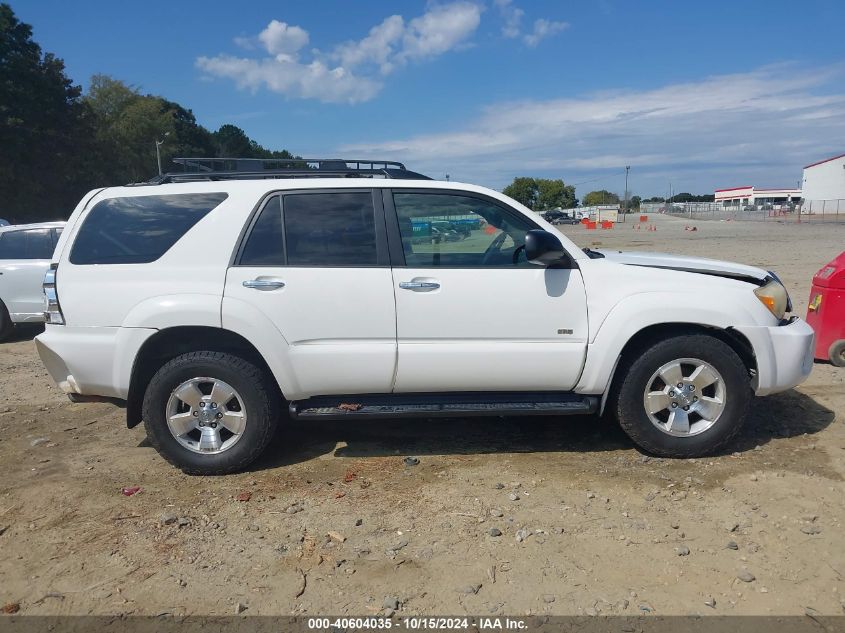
[155,132,171,175]
[624,165,630,222]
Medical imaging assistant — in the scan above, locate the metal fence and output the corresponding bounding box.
[640,200,845,223]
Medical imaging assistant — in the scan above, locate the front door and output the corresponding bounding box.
[387,190,588,393]
[224,190,397,396]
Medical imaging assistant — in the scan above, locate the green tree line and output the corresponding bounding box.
[0,4,297,223]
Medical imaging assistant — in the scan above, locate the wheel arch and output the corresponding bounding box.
[597,322,757,414]
[126,326,285,428]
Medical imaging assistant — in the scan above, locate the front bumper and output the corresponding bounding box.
[734,317,815,396]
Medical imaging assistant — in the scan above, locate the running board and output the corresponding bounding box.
[290,392,598,420]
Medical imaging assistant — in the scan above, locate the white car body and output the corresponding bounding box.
[33,172,815,471]
[0,221,66,325]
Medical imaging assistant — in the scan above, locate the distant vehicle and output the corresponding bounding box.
[0,221,65,341]
[542,210,579,225]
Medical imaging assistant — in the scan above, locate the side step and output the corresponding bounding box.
[290,392,598,420]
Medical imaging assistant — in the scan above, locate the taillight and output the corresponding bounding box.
[43,263,65,325]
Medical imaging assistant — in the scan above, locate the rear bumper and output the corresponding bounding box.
[734,317,815,396]
[35,325,155,399]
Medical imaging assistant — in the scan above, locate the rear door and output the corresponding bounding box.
[386,189,589,393]
[0,228,54,319]
[224,190,397,396]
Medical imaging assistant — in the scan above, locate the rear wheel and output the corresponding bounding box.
[142,351,278,475]
[612,334,751,457]
[830,340,845,368]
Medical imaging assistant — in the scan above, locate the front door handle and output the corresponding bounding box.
[399,281,440,291]
[243,278,285,290]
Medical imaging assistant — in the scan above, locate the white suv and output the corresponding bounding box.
[35,160,814,474]
[0,221,66,340]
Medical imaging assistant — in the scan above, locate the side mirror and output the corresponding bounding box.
[524,229,568,266]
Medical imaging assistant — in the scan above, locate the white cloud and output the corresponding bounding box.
[523,18,569,47]
[258,20,309,56]
[338,65,845,194]
[334,15,405,75]
[494,0,523,38]
[495,0,566,46]
[198,3,482,103]
[399,2,482,62]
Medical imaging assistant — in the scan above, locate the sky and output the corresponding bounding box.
[12,0,845,198]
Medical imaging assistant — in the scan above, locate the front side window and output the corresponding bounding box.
[283,192,377,266]
[69,193,228,265]
[0,229,53,260]
[393,192,537,267]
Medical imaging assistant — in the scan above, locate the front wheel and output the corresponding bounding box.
[142,351,278,475]
[612,334,752,457]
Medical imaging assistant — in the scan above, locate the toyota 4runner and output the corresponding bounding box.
[35,159,815,474]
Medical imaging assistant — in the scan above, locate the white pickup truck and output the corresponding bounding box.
[34,159,814,474]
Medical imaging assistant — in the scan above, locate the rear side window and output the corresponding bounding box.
[69,193,228,265]
[283,192,377,266]
[0,229,53,260]
[239,196,284,266]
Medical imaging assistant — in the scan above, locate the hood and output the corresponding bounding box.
[596,250,771,284]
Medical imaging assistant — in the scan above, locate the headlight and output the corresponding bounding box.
[754,279,789,320]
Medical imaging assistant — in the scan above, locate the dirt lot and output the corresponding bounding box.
[1,214,844,617]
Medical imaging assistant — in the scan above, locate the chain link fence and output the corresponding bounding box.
[639,200,845,223]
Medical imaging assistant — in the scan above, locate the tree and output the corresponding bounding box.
[0,3,97,222]
[628,195,642,210]
[503,177,576,210]
[502,177,539,208]
[536,179,576,210]
[583,190,620,206]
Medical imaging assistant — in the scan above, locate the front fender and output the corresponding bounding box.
[575,291,764,394]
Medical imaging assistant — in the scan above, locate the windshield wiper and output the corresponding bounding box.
[582,248,605,259]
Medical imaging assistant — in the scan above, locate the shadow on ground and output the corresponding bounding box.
[1,323,44,344]
[249,389,835,471]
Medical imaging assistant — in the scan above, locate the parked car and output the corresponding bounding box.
[0,221,65,341]
[35,159,814,474]
[541,210,579,225]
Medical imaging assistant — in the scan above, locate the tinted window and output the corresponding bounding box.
[69,193,228,265]
[0,229,53,260]
[283,192,376,266]
[393,193,536,267]
[240,196,284,266]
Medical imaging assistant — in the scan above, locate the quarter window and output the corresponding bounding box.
[239,196,284,266]
[393,193,537,267]
[69,193,228,265]
[283,192,377,267]
[0,229,53,260]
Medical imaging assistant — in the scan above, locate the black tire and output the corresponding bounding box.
[830,340,845,368]
[142,351,279,475]
[611,334,751,457]
[0,301,13,342]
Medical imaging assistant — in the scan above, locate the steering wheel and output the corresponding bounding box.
[512,244,526,264]
[481,232,508,265]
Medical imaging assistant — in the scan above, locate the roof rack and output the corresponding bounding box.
[138,158,431,185]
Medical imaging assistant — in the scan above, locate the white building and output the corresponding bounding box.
[802,152,845,201]
[714,186,801,207]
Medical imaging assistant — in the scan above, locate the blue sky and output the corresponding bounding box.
[12,0,845,198]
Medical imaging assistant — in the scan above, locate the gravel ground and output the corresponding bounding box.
[0,213,843,617]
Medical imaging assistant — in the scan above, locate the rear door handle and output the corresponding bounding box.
[243,278,285,290]
[399,281,440,291]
